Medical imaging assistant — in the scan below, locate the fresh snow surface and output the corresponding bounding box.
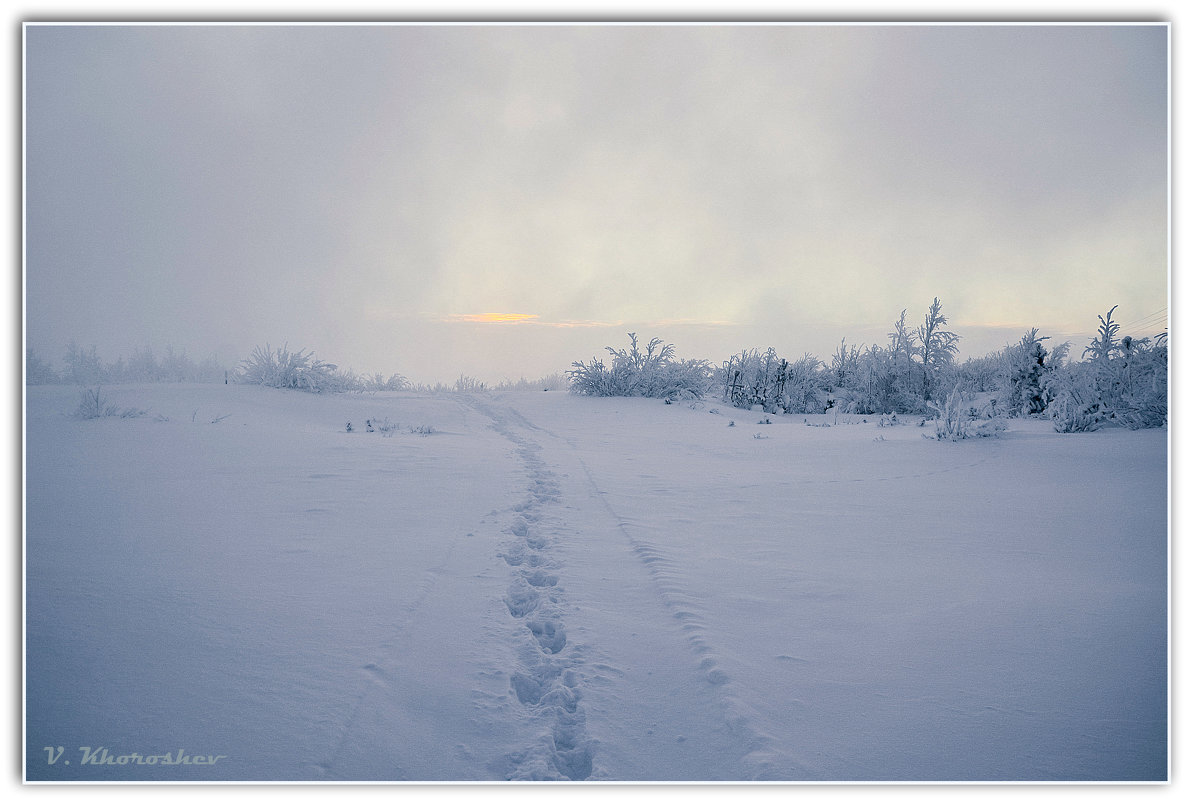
[24,384,1167,782]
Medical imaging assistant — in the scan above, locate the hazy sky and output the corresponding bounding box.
[25,23,1168,383]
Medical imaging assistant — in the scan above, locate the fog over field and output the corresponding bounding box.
[24,23,1166,384]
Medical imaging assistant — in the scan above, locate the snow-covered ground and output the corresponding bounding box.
[24,383,1168,782]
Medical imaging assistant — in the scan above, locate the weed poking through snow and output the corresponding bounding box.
[74,387,146,420]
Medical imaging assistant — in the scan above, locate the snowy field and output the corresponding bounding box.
[24,383,1167,782]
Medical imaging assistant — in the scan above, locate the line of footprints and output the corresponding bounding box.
[496,438,594,781]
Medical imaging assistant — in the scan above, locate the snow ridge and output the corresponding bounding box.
[471,397,595,781]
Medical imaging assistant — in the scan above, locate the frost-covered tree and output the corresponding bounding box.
[196,354,226,383]
[1083,305,1122,363]
[25,348,59,385]
[885,310,925,412]
[830,338,860,393]
[102,356,129,384]
[889,308,917,374]
[128,346,159,382]
[64,342,102,385]
[916,297,960,402]
[997,329,1067,417]
[161,345,197,383]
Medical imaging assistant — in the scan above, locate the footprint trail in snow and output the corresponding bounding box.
[471,397,595,781]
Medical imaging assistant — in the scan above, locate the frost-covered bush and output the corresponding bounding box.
[75,387,117,419]
[359,372,409,392]
[238,343,343,393]
[1108,334,1169,429]
[1046,307,1167,432]
[569,333,712,400]
[722,349,827,413]
[926,385,1007,440]
[833,344,891,414]
[952,352,1003,394]
[832,342,926,415]
[1046,368,1107,433]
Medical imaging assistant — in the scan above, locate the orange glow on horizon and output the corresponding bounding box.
[452,313,540,324]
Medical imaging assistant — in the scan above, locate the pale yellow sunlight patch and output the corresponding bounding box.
[451,313,541,324]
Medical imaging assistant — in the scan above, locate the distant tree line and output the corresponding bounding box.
[25,343,229,385]
[568,299,1168,432]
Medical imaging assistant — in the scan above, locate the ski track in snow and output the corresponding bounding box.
[464,396,595,780]
[560,438,788,779]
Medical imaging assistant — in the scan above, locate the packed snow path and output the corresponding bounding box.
[25,385,1167,781]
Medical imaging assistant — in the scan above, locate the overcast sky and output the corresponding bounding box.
[24,23,1167,383]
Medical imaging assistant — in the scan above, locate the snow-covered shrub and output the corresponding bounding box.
[358,372,407,392]
[722,349,828,413]
[656,356,715,401]
[569,333,711,400]
[781,354,829,413]
[834,344,891,414]
[926,385,1007,440]
[238,343,342,393]
[1046,307,1167,431]
[75,387,116,419]
[371,417,399,436]
[1046,367,1107,433]
[567,356,613,396]
[1109,333,1169,429]
[952,352,1003,394]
